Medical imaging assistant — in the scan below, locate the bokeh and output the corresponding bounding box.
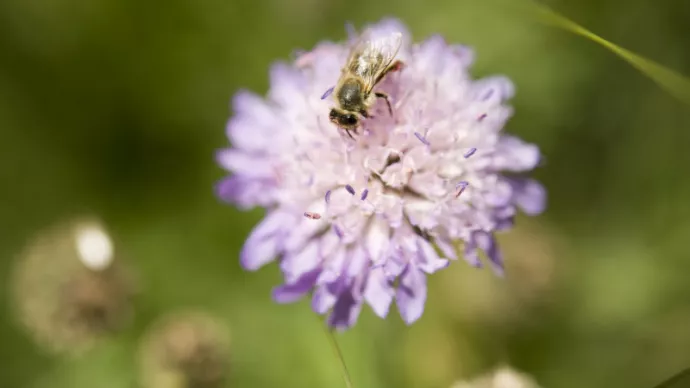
[1,0,689,387]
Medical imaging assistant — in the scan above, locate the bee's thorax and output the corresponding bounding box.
[336,79,364,111]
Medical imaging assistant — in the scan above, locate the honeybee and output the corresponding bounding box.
[325,30,404,138]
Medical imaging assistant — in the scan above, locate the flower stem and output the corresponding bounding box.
[504,0,690,105]
[323,324,354,388]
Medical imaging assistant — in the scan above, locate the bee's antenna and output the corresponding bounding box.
[343,128,355,140]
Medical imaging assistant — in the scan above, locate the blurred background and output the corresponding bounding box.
[1,0,689,387]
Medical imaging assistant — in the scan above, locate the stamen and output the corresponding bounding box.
[360,189,369,200]
[304,212,322,220]
[482,89,494,101]
[325,190,332,203]
[371,262,384,270]
[463,148,476,158]
[291,49,306,60]
[414,132,430,146]
[455,181,469,198]
[345,22,357,41]
[334,225,344,239]
[321,86,335,100]
[478,113,487,122]
[345,185,355,195]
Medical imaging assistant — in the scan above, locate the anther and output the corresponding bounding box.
[414,132,430,146]
[478,113,487,122]
[321,86,335,100]
[455,181,469,198]
[360,189,369,200]
[325,190,332,203]
[334,225,344,239]
[464,148,476,158]
[304,212,322,220]
[371,262,384,270]
[345,185,355,195]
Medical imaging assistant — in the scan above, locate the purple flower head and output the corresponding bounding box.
[216,19,546,330]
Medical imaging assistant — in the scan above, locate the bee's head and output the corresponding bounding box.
[329,108,359,129]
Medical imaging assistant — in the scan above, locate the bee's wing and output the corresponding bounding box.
[345,30,402,93]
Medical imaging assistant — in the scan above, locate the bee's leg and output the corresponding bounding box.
[360,109,373,119]
[343,127,355,139]
[375,92,393,116]
[387,60,405,73]
[375,60,405,84]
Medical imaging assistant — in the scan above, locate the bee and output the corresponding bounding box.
[325,30,404,138]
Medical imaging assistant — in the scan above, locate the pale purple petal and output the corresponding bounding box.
[240,211,292,270]
[240,236,280,272]
[463,238,483,268]
[227,91,277,151]
[344,244,368,278]
[510,178,547,215]
[474,76,515,102]
[325,272,349,296]
[365,17,412,53]
[282,216,327,253]
[396,265,427,325]
[473,231,504,276]
[364,267,394,318]
[268,63,308,107]
[216,149,273,177]
[415,238,449,274]
[449,44,475,68]
[215,175,275,209]
[364,218,390,264]
[382,252,407,278]
[272,268,322,303]
[493,206,516,231]
[434,237,457,260]
[328,286,363,331]
[413,35,448,75]
[280,240,321,282]
[312,286,336,314]
[493,136,541,172]
[483,179,514,208]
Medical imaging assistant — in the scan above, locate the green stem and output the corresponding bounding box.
[523,0,690,105]
[323,324,354,388]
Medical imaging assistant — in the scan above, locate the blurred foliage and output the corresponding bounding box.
[1,0,689,387]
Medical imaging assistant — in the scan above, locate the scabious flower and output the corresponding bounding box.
[216,18,545,330]
[10,217,136,355]
[139,311,230,388]
[451,366,542,388]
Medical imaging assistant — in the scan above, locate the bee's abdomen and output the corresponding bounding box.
[337,80,363,111]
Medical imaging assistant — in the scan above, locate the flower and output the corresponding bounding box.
[138,311,231,388]
[216,18,545,330]
[450,366,542,388]
[10,217,136,355]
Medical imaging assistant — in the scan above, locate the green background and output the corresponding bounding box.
[1,0,689,387]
